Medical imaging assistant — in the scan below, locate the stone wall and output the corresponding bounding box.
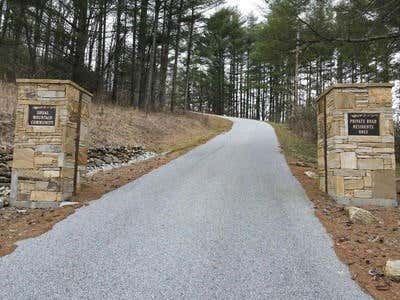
[10,80,91,208]
[317,83,397,207]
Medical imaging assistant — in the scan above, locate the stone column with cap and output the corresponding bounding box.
[317,83,397,207]
[10,79,92,208]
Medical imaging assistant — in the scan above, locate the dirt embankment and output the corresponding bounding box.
[89,105,229,153]
[0,82,232,257]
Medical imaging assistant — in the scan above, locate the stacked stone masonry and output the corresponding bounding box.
[10,79,92,208]
[317,83,397,207]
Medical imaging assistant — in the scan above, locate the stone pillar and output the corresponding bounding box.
[317,83,397,207]
[10,79,92,208]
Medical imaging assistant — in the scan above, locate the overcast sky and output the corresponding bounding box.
[224,0,266,18]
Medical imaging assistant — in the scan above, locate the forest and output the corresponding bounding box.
[0,0,399,139]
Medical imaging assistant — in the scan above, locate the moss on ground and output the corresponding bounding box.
[269,122,317,164]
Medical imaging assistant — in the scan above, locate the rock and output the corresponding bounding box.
[0,198,3,209]
[0,176,10,183]
[344,206,380,225]
[375,283,390,291]
[304,171,318,179]
[111,155,120,164]
[384,260,400,282]
[60,201,79,207]
[368,235,381,243]
[368,267,383,279]
[36,145,62,153]
[0,186,10,196]
[103,156,113,164]
[94,158,104,167]
[87,146,154,174]
[296,161,307,167]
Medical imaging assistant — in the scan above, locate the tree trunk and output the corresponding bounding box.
[133,0,149,108]
[130,0,138,106]
[144,0,161,114]
[112,0,124,103]
[12,0,25,77]
[95,0,106,95]
[183,8,195,111]
[170,0,184,112]
[72,0,89,86]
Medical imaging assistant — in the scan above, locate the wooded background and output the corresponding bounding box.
[0,0,399,140]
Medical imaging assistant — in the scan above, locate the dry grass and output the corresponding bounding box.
[269,122,317,164]
[0,81,232,153]
[0,82,16,150]
[0,81,16,115]
[90,104,231,152]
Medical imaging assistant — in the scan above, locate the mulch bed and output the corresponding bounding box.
[288,159,400,300]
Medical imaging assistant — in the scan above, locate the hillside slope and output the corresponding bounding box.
[0,82,230,153]
[0,82,232,257]
[89,105,228,153]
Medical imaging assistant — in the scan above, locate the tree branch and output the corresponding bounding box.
[297,16,400,45]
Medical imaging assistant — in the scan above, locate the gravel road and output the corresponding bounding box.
[0,118,370,299]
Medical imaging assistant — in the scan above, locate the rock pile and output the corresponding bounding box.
[88,146,157,173]
[0,112,15,151]
[0,150,12,187]
[0,186,10,208]
[0,150,12,207]
[0,146,156,207]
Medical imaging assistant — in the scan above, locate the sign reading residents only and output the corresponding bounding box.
[28,105,56,126]
[348,113,380,136]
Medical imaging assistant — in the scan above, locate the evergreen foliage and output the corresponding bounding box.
[0,0,398,126]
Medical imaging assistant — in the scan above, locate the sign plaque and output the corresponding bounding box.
[348,113,380,136]
[28,105,56,126]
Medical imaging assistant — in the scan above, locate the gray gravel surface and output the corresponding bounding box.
[0,118,370,299]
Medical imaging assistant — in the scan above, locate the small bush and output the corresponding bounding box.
[287,105,317,143]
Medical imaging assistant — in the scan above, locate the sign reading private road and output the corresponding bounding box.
[348,113,380,136]
[28,105,56,126]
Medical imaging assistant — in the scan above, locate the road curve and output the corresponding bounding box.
[0,118,369,299]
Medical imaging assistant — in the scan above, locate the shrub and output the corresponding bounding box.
[287,105,317,143]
